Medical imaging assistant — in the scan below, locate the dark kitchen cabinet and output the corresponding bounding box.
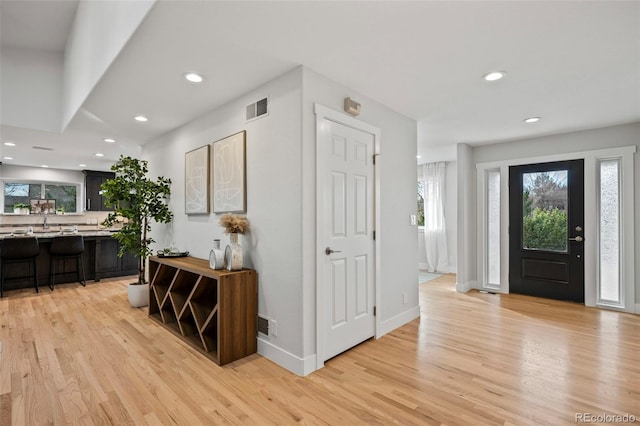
[94,237,138,280]
[84,170,115,211]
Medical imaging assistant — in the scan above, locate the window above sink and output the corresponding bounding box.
[2,180,82,215]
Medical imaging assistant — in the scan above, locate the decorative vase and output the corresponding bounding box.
[209,239,225,270]
[224,233,243,271]
[128,283,149,308]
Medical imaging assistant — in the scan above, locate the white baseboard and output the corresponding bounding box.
[635,303,640,314]
[257,337,317,377]
[377,305,420,338]
[456,280,476,293]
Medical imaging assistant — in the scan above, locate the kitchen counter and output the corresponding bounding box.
[0,231,137,293]
[0,230,118,239]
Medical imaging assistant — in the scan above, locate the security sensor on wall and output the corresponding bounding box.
[344,97,361,116]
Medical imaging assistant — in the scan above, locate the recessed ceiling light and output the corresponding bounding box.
[3,156,13,160]
[134,115,148,122]
[41,165,49,168]
[4,142,15,146]
[523,117,541,123]
[103,138,116,143]
[184,72,205,83]
[416,155,422,159]
[95,153,104,157]
[79,164,87,167]
[483,71,506,81]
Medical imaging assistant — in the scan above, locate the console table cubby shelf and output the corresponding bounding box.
[148,256,258,366]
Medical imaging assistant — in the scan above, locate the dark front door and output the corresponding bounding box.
[509,160,584,302]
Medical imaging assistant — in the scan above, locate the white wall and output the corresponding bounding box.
[62,0,155,129]
[418,161,458,273]
[466,122,640,303]
[0,163,83,185]
[0,48,63,132]
[143,67,306,370]
[445,162,458,272]
[143,66,418,375]
[457,143,476,292]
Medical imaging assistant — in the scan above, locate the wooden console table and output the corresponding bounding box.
[148,256,258,365]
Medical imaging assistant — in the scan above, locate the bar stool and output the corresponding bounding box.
[49,235,86,289]
[0,237,40,298]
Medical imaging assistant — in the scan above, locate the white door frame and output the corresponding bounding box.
[315,103,381,370]
[475,145,636,313]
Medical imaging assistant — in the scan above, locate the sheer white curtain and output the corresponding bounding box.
[420,162,448,272]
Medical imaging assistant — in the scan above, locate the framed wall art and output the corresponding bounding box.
[185,144,210,214]
[212,131,246,213]
[30,198,56,214]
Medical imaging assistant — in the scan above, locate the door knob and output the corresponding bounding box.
[325,247,342,255]
[569,236,584,242]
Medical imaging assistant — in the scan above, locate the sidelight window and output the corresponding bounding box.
[598,159,621,304]
[486,170,501,285]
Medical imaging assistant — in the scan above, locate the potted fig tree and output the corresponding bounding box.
[101,156,173,307]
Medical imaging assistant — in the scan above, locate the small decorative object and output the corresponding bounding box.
[209,239,225,269]
[213,131,246,213]
[185,144,210,214]
[225,234,243,271]
[344,97,361,116]
[219,213,250,271]
[12,203,30,215]
[157,250,189,258]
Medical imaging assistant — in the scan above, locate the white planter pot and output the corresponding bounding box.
[128,283,149,308]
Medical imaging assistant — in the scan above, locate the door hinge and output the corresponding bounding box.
[373,306,377,316]
[373,155,376,165]
[373,230,376,240]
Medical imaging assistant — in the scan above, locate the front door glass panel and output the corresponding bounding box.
[522,170,568,252]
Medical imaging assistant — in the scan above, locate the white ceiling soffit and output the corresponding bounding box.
[1,1,639,170]
[83,1,640,147]
[0,0,79,52]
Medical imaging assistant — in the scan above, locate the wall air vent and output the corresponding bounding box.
[33,146,54,151]
[246,97,268,122]
[257,315,269,336]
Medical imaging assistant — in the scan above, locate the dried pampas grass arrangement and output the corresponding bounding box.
[219,214,250,234]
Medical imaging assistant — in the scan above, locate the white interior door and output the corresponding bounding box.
[319,117,376,362]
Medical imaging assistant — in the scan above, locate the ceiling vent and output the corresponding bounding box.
[246,97,268,122]
[33,146,54,151]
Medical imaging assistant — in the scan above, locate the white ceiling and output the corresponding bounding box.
[1,0,639,171]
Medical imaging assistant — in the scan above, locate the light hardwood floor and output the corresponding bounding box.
[1,275,638,425]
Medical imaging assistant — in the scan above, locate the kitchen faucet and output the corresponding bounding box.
[43,214,49,230]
